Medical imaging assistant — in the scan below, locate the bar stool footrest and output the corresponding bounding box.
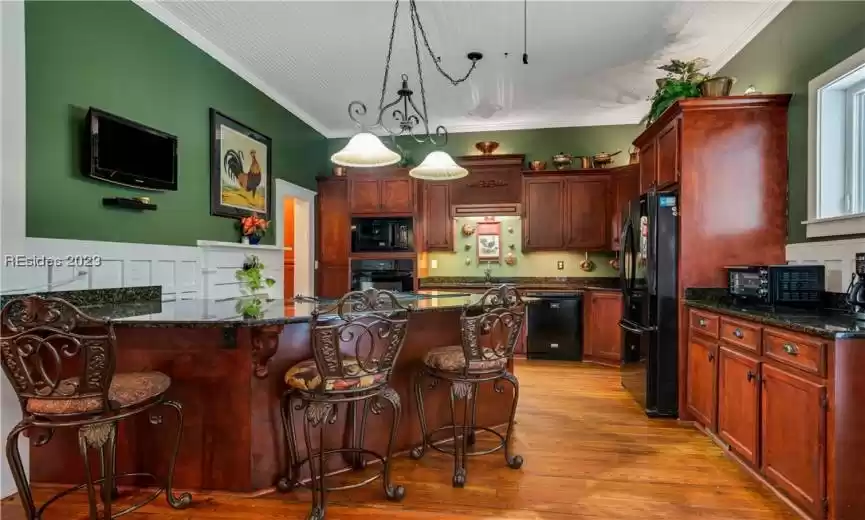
[424,424,505,457]
[37,472,166,519]
[287,447,389,492]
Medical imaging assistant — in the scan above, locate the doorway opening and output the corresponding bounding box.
[275,179,316,300]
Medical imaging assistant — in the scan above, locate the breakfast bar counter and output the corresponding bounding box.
[25,291,524,493]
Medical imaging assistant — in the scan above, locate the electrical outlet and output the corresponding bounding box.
[557,261,564,270]
[431,259,438,269]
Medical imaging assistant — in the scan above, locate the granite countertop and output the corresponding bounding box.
[419,277,621,293]
[684,298,865,340]
[79,290,537,328]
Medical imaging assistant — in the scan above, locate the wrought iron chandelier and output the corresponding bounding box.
[330,0,483,180]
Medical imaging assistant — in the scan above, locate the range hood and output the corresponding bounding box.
[449,156,523,216]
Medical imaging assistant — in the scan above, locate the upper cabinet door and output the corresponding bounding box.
[565,176,610,250]
[317,179,350,266]
[523,177,565,250]
[348,179,381,214]
[423,182,452,251]
[611,165,640,250]
[639,139,657,194]
[656,118,680,188]
[380,177,413,213]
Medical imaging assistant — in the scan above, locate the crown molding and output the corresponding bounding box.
[131,0,335,138]
[707,0,791,74]
[329,112,645,139]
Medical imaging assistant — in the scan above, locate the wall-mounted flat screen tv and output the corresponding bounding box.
[85,107,178,191]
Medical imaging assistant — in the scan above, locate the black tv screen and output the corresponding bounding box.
[85,108,178,191]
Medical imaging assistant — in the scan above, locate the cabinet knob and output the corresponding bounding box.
[698,319,706,327]
[733,328,744,339]
[782,343,799,356]
[708,351,715,362]
[747,370,757,383]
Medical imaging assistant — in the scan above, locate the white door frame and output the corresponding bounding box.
[274,179,316,298]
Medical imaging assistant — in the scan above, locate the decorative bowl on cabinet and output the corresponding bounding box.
[475,141,500,155]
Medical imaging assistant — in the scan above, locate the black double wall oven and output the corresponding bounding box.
[350,217,415,294]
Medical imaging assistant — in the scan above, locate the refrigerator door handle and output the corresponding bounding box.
[618,319,656,335]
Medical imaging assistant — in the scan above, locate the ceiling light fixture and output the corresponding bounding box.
[330,0,481,180]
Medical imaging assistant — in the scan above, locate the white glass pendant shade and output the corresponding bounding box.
[330,132,401,168]
[409,151,468,180]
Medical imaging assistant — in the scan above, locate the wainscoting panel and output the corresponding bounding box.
[786,238,865,293]
[197,240,283,301]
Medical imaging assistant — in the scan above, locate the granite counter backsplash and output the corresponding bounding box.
[684,288,864,339]
[419,277,620,290]
[0,286,161,309]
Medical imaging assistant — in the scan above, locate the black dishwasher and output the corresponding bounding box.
[526,293,583,361]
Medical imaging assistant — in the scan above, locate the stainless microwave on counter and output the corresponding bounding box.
[726,264,825,307]
[351,217,413,253]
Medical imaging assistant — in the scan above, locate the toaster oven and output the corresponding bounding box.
[726,265,825,307]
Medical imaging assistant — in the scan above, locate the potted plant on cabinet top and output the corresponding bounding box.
[642,58,709,127]
[235,254,275,318]
[239,215,269,245]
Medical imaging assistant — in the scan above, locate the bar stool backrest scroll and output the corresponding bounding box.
[0,295,117,416]
[459,285,525,376]
[309,289,412,394]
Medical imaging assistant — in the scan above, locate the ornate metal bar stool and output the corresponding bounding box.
[410,285,525,487]
[0,295,192,520]
[276,289,411,520]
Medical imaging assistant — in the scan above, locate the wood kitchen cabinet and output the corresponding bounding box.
[348,170,413,215]
[686,331,717,430]
[582,291,622,364]
[761,363,827,519]
[610,164,639,251]
[656,118,680,188]
[684,304,837,520]
[522,176,566,251]
[717,346,760,466]
[316,177,350,296]
[565,176,609,250]
[422,182,453,251]
[639,139,657,194]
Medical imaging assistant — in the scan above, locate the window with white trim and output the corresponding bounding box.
[807,48,865,238]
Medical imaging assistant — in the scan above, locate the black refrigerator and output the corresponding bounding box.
[618,188,679,418]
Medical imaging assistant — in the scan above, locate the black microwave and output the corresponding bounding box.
[726,265,825,307]
[351,218,414,253]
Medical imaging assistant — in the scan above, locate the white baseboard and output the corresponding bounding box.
[786,238,865,293]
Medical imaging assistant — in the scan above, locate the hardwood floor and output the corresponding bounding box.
[1,360,798,519]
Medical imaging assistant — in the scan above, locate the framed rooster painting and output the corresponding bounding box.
[210,109,272,220]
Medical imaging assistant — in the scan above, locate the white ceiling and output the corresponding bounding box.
[140,0,790,138]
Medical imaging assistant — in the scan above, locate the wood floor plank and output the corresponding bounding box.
[1,360,798,519]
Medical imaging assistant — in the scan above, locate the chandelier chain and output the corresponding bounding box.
[377,0,401,113]
[408,0,477,86]
[409,2,429,129]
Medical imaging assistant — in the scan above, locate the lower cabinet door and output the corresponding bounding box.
[686,332,718,430]
[761,363,827,519]
[717,346,760,465]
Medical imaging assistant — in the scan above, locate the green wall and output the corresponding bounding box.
[328,124,642,169]
[425,216,617,278]
[26,0,327,246]
[717,0,865,244]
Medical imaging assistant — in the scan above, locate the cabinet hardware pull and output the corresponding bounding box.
[733,328,744,339]
[782,343,799,356]
[698,319,706,327]
[747,370,757,383]
[708,351,715,362]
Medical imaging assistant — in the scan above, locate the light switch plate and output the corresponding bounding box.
[431,259,438,269]
[557,261,564,270]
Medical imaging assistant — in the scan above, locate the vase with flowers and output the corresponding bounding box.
[239,215,269,245]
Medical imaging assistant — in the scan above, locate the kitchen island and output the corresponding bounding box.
[24,290,526,493]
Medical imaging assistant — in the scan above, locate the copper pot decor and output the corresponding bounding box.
[529,160,547,171]
[333,166,347,177]
[552,153,572,170]
[475,141,500,155]
[700,76,736,97]
[591,150,622,168]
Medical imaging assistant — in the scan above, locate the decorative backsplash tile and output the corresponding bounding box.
[423,216,618,278]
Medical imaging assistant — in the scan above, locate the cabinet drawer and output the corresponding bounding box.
[719,317,761,354]
[689,309,719,338]
[763,328,827,377]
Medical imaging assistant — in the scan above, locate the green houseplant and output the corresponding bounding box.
[642,58,709,127]
[235,254,275,318]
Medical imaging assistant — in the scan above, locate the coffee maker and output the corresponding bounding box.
[847,252,865,321]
